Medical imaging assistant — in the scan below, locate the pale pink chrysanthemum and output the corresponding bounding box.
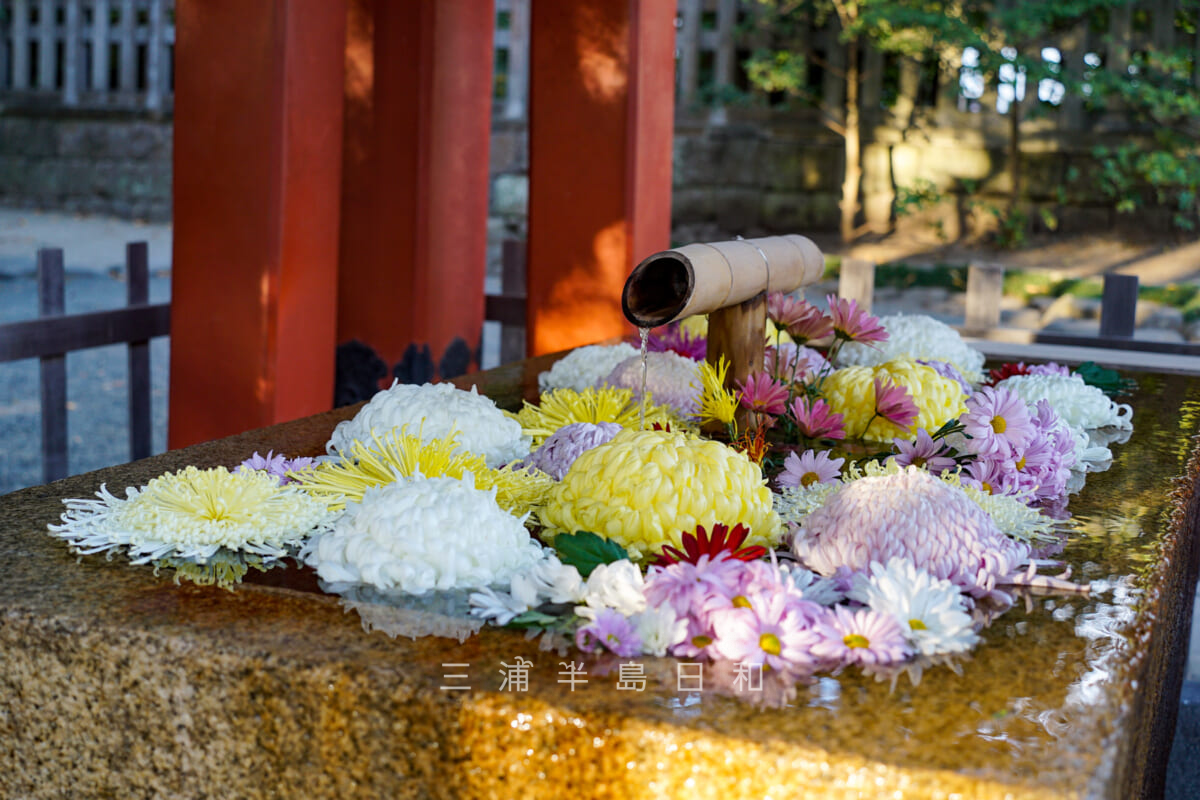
[811,605,911,667]
[872,376,918,433]
[644,554,744,620]
[890,429,957,474]
[603,350,701,416]
[524,421,624,480]
[709,589,825,673]
[961,385,1035,457]
[787,396,845,440]
[765,343,830,381]
[736,372,789,416]
[827,294,888,344]
[575,608,642,657]
[776,449,844,490]
[794,466,1031,600]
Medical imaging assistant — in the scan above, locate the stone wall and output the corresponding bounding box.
[0,112,172,222]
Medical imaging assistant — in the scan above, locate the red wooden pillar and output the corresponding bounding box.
[169,0,347,448]
[527,0,676,355]
[337,0,494,387]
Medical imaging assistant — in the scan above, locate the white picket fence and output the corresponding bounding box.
[0,0,174,111]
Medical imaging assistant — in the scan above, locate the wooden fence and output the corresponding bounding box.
[0,0,174,111]
[0,242,170,482]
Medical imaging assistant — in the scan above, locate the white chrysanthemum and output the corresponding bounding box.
[538,343,641,393]
[601,351,702,416]
[849,558,979,656]
[328,381,530,468]
[632,605,689,657]
[576,560,647,619]
[49,467,336,564]
[836,313,986,383]
[304,476,545,594]
[794,466,1030,599]
[996,373,1132,432]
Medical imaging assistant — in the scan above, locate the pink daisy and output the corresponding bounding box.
[963,455,1021,496]
[709,590,825,673]
[826,294,888,344]
[890,429,957,474]
[787,396,846,440]
[736,372,789,416]
[961,385,1035,457]
[812,605,911,668]
[776,449,845,490]
[872,377,918,432]
[768,294,833,344]
[644,554,743,619]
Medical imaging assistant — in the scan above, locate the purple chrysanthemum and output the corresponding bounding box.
[603,350,701,415]
[890,429,957,475]
[524,421,623,480]
[647,323,706,361]
[811,605,911,667]
[776,449,844,490]
[576,608,642,657]
[794,466,1030,600]
[917,359,973,394]
[237,451,315,485]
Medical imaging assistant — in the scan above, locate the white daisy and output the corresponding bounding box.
[849,558,979,656]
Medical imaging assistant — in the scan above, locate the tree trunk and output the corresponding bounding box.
[1008,90,1021,208]
[840,36,861,243]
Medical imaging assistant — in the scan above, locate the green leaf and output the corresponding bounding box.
[1075,361,1138,398]
[552,531,629,578]
[506,610,561,629]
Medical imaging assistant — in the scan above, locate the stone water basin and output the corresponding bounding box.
[1,351,1198,799]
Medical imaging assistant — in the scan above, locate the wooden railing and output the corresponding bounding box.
[0,242,170,482]
[0,0,175,111]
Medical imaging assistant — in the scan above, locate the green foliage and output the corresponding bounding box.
[1075,362,1138,398]
[551,531,628,578]
[893,178,944,217]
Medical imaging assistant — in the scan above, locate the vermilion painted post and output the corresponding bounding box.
[526,0,676,355]
[169,0,347,448]
[337,0,494,386]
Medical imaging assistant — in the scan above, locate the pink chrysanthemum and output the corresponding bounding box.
[890,429,957,474]
[737,372,789,416]
[644,554,744,620]
[963,454,1021,496]
[709,589,825,673]
[827,294,888,344]
[961,385,1035,457]
[776,449,844,490]
[811,605,911,667]
[872,376,918,433]
[769,293,833,344]
[576,608,642,657]
[794,466,1030,599]
[787,396,845,440]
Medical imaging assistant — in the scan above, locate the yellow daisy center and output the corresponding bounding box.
[692,635,712,648]
[1016,456,1027,470]
[759,633,782,655]
[909,619,927,631]
[843,633,870,649]
[911,455,927,468]
[732,595,753,609]
[981,481,994,495]
[800,471,820,488]
[991,415,1007,434]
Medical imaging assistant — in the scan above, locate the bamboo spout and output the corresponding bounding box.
[621,234,824,328]
[621,235,826,421]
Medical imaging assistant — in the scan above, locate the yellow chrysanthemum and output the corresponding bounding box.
[294,429,552,517]
[822,359,967,442]
[695,357,740,428]
[510,387,684,446]
[540,428,782,561]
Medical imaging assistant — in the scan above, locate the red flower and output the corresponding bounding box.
[986,362,1031,386]
[652,523,767,567]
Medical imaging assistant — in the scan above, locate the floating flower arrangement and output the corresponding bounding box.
[48,293,1137,696]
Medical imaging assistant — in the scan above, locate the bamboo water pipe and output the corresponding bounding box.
[621,235,826,408]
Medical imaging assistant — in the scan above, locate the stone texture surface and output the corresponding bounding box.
[0,358,1197,799]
